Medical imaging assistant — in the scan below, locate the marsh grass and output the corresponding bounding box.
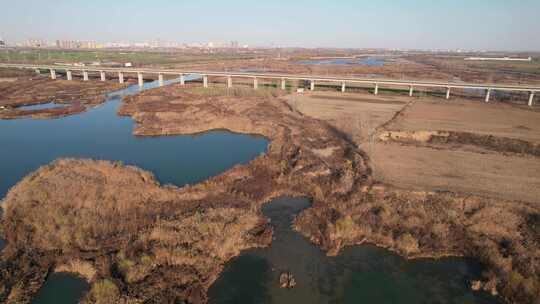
[187,86,285,98]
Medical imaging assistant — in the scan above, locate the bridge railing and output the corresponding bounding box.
[0,63,537,106]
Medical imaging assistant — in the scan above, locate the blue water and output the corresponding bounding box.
[294,57,386,66]
[1,77,500,304]
[0,76,268,199]
[1,76,268,304]
[17,102,66,111]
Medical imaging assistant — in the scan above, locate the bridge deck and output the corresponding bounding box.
[1,63,539,92]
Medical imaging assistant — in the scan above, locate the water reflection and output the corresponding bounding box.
[1,76,268,303]
[208,197,501,304]
[17,102,67,111]
[0,75,267,198]
[31,273,89,304]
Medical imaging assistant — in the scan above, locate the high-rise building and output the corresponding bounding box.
[56,40,99,49]
[25,39,47,48]
[0,37,6,47]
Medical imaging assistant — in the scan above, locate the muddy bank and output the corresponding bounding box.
[378,130,540,157]
[296,185,540,303]
[209,196,501,304]
[1,86,539,303]
[0,78,129,119]
[1,85,369,303]
[0,159,273,303]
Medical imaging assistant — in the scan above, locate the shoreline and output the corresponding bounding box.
[0,77,130,120]
[1,85,538,303]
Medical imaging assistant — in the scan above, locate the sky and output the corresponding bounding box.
[1,0,539,51]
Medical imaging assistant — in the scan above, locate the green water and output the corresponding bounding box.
[31,273,89,304]
[208,197,502,304]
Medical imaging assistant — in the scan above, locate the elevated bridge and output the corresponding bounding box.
[0,63,538,106]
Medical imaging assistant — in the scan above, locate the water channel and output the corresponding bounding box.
[0,77,268,304]
[0,77,501,304]
[208,197,501,304]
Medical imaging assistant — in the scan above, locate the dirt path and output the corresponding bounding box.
[285,91,540,204]
[387,99,540,144]
[284,91,410,143]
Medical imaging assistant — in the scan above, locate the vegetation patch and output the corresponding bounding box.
[0,77,128,119]
[1,85,538,303]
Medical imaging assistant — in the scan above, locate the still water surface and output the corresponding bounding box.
[0,76,268,199]
[1,78,500,304]
[209,197,501,304]
[17,102,67,111]
[0,77,268,304]
[31,273,90,304]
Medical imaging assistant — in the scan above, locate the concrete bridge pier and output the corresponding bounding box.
[50,69,56,80]
[310,80,315,91]
[203,75,208,88]
[253,77,258,89]
[66,70,72,81]
[409,85,414,97]
[100,71,106,82]
[341,82,346,93]
[227,76,232,88]
[83,71,89,81]
[158,74,164,87]
[137,72,144,87]
[446,87,451,99]
[118,72,124,84]
[374,83,379,95]
[485,89,492,102]
[529,92,535,107]
[281,78,286,90]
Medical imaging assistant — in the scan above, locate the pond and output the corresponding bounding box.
[0,76,269,303]
[31,273,90,304]
[1,77,501,304]
[0,76,268,199]
[208,197,501,304]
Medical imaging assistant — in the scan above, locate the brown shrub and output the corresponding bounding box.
[88,279,119,304]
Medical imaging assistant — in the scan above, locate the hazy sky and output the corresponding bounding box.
[1,0,539,51]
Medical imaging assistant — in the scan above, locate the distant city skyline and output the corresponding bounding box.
[1,0,540,51]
